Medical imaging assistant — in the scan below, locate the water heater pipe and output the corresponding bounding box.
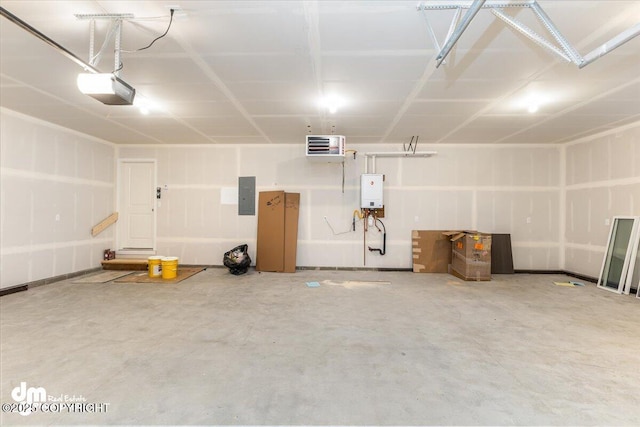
[363,151,437,173]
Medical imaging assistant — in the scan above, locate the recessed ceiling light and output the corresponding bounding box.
[513,90,553,115]
[133,95,161,115]
[319,94,345,114]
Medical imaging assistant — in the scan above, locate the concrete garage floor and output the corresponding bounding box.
[1,269,639,426]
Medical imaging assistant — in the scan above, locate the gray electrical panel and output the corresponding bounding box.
[238,176,256,215]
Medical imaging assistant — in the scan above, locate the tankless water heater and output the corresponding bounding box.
[361,174,383,208]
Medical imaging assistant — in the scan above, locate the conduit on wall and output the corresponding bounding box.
[363,151,438,174]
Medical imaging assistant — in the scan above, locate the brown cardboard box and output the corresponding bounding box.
[444,231,492,281]
[412,230,452,273]
[283,193,300,273]
[256,191,300,272]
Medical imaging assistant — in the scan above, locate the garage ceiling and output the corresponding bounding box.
[1,0,639,145]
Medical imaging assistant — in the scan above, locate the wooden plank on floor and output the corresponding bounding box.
[102,259,148,271]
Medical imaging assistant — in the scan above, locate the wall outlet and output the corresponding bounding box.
[414,216,419,223]
[55,214,60,221]
[526,217,532,224]
[605,218,610,226]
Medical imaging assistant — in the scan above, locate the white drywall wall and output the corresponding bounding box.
[564,123,640,278]
[3,107,636,285]
[118,142,562,270]
[0,109,116,289]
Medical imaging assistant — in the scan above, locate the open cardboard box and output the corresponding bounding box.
[443,231,492,281]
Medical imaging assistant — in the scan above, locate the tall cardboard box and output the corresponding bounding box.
[283,193,300,273]
[412,230,452,273]
[256,191,300,272]
[445,231,492,281]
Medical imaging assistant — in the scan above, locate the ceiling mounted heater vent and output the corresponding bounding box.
[306,135,345,161]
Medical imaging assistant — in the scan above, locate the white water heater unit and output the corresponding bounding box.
[361,174,383,208]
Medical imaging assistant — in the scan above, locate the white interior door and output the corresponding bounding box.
[118,160,156,250]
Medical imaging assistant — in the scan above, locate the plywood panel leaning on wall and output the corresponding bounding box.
[256,191,300,273]
[412,230,452,273]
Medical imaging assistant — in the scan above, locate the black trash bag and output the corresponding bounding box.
[223,244,251,275]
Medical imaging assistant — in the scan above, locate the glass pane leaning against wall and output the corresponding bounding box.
[597,217,640,294]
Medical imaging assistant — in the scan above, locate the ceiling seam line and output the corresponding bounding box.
[170,30,273,143]
[2,75,166,144]
[432,3,640,145]
[493,78,640,144]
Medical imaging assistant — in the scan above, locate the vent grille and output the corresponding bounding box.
[306,135,345,157]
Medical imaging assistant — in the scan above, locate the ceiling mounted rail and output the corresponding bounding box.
[417,1,534,10]
[0,6,100,74]
[579,23,640,69]
[418,0,640,69]
[1,7,137,105]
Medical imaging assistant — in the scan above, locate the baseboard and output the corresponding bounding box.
[0,285,28,297]
[296,266,413,272]
[514,269,564,275]
[562,271,598,284]
[514,269,598,283]
[0,267,101,297]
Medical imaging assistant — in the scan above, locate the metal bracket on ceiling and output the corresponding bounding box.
[75,13,134,76]
[417,0,640,69]
[416,1,534,10]
[528,2,583,65]
[491,8,571,62]
[579,23,640,69]
[436,0,487,68]
[419,6,462,66]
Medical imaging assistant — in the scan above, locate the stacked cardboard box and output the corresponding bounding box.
[256,191,300,273]
[444,231,492,281]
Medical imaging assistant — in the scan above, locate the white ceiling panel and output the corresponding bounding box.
[317,2,428,51]
[225,81,317,102]
[166,100,238,118]
[0,0,638,145]
[112,117,214,144]
[446,115,548,142]
[417,79,524,101]
[182,1,308,54]
[121,57,214,86]
[406,101,488,117]
[253,116,323,139]
[134,82,229,106]
[323,80,417,103]
[242,101,318,116]
[322,55,429,81]
[387,115,469,141]
[181,116,260,138]
[205,54,314,82]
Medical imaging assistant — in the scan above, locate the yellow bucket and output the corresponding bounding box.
[161,257,179,279]
[148,256,163,278]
